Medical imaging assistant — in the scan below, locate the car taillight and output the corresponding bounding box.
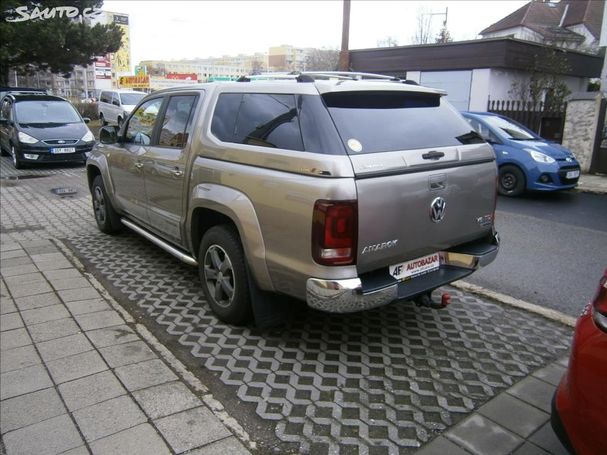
[312,200,357,266]
[592,269,607,332]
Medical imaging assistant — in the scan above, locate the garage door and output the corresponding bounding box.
[420,70,472,111]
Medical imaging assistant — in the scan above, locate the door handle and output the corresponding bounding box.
[172,169,183,177]
[134,162,144,169]
[422,151,445,160]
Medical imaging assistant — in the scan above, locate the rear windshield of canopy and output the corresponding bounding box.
[322,91,484,154]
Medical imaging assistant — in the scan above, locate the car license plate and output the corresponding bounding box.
[50,147,76,154]
[389,252,440,281]
[566,170,580,179]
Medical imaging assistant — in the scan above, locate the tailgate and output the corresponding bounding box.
[350,144,497,274]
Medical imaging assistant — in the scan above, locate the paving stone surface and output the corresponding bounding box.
[114,358,179,391]
[46,350,108,384]
[0,344,41,372]
[89,423,172,455]
[0,328,32,351]
[98,340,157,368]
[27,317,81,343]
[508,377,557,414]
[0,364,53,400]
[477,393,549,438]
[133,381,202,419]
[58,370,127,412]
[86,325,139,349]
[36,332,93,362]
[446,414,523,455]
[2,414,83,455]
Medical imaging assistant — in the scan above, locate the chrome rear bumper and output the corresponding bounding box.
[306,234,499,313]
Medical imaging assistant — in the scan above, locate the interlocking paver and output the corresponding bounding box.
[0,327,32,351]
[65,298,111,315]
[0,364,53,400]
[115,358,179,391]
[46,350,108,384]
[2,414,83,455]
[478,393,549,438]
[155,407,231,453]
[50,277,91,291]
[445,414,523,455]
[6,280,53,298]
[21,303,70,325]
[14,291,62,311]
[133,381,202,419]
[508,377,556,414]
[0,312,23,332]
[186,437,254,455]
[99,340,157,368]
[59,370,126,412]
[532,363,566,387]
[416,436,470,455]
[528,422,570,455]
[74,310,124,331]
[72,395,147,442]
[58,286,102,303]
[86,325,139,349]
[36,332,93,362]
[0,344,41,373]
[28,317,81,343]
[0,387,66,433]
[89,423,171,455]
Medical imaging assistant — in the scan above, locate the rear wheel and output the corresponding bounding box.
[99,112,107,126]
[11,145,24,169]
[198,225,252,325]
[91,175,122,234]
[499,165,525,197]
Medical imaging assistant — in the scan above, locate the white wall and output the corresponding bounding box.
[469,69,491,111]
[419,70,472,111]
[405,71,421,83]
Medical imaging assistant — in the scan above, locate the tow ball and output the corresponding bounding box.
[414,292,451,309]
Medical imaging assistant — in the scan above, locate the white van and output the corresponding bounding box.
[98,90,145,126]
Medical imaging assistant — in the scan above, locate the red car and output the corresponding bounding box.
[552,269,607,455]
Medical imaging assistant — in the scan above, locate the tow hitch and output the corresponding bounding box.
[414,291,451,309]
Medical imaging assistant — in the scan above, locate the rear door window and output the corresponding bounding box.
[158,95,197,148]
[211,93,304,151]
[323,91,483,154]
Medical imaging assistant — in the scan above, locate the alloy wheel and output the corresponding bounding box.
[93,186,106,224]
[203,245,235,308]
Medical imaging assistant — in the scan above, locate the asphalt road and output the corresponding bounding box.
[466,190,607,317]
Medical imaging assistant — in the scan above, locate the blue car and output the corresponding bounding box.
[462,112,581,197]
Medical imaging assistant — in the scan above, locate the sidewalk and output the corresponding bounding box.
[577,172,607,194]
[0,239,252,455]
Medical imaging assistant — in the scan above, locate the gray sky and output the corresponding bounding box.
[104,0,528,66]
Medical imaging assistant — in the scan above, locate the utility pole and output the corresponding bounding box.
[339,0,351,71]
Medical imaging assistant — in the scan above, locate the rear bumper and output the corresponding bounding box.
[306,233,499,313]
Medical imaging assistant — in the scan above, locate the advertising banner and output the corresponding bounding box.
[119,75,150,89]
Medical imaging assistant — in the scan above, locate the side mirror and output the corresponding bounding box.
[99,125,119,144]
[82,117,91,124]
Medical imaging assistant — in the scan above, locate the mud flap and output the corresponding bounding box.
[246,266,298,329]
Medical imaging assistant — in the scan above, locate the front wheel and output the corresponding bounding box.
[498,165,526,197]
[99,113,107,126]
[198,225,252,325]
[11,145,24,169]
[91,175,122,234]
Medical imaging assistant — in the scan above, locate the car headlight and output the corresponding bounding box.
[81,130,95,142]
[526,149,556,164]
[18,132,38,144]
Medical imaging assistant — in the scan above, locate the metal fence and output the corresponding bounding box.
[487,100,566,143]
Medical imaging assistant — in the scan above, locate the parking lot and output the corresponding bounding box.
[0,157,575,454]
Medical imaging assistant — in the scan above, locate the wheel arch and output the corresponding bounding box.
[188,184,273,292]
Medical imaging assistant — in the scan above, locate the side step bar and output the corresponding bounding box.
[120,218,198,267]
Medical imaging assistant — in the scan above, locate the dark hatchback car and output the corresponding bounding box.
[0,93,95,169]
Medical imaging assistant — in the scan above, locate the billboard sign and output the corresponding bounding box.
[119,75,150,89]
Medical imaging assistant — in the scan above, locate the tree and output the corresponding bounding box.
[435,26,452,44]
[0,1,123,86]
[508,48,572,108]
[411,7,432,45]
[377,36,399,47]
[304,48,339,72]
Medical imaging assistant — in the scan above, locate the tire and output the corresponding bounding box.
[91,175,122,234]
[198,225,252,325]
[498,165,526,197]
[99,112,107,126]
[11,145,24,170]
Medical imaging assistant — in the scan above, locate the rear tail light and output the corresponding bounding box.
[592,269,607,332]
[312,200,357,266]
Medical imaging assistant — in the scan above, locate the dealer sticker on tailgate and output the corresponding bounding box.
[389,252,440,281]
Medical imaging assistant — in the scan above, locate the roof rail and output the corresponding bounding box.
[233,71,404,83]
[301,71,402,82]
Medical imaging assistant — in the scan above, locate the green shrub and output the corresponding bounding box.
[75,102,99,120]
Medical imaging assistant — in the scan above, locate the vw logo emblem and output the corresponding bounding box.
[430,197,446,223]
[58,140,65,144]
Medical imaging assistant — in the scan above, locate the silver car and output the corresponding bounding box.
[86,72,499,325]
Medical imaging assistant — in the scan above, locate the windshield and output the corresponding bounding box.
[119,93,145,105]
[15,100,81,124]
[323,91,483,154]
[482,115,537,141]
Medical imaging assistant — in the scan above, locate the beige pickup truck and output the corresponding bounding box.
[87,72,499,325]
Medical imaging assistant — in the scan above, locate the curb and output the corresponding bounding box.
[451,280,577,328]
[574,187,607,195]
